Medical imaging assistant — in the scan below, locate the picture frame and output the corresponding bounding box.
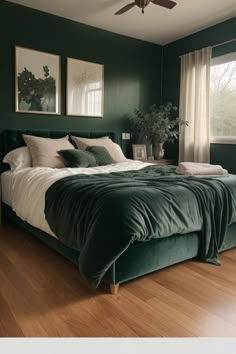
[132,144,147,160]
[66,57,104,117]
[15,46,61,115]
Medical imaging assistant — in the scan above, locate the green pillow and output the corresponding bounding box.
[57,149,97,168]
[86,146,115,166]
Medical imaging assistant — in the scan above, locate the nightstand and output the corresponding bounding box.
[141,159,176,165]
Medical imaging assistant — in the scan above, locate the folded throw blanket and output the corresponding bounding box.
[176,162,228,176]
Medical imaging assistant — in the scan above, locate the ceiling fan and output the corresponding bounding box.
[115,0,176,15]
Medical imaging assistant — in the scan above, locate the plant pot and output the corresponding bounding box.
[153,142,164,160]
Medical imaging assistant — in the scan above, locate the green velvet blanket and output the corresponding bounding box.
[44,165,236,287]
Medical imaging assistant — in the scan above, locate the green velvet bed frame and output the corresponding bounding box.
[1,129,236,294]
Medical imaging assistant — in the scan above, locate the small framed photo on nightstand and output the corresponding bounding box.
[132,144,147,160]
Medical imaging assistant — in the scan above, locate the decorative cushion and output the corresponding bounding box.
[86,146,115,166]
[71,136,127,162]
[58,149,97,168]
[3,146,32,170]
[23,134,75,168]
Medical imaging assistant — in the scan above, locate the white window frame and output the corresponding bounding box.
[210,51,236,144]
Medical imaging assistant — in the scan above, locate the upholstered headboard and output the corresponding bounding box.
[1,129,117,172]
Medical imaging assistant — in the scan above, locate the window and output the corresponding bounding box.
[210,52,236,143]
[86,81,103,116]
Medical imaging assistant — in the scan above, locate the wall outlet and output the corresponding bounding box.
[122,133,130,140]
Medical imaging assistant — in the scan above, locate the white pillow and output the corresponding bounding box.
[71,136,127,162]
[112,142,127,161]
[3,147,32,171]
[23,134,75,168]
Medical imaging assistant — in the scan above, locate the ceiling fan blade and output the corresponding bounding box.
[114,2,136,15]
[152,0,176,9]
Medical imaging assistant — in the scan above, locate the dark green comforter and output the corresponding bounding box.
[44,165,236,287]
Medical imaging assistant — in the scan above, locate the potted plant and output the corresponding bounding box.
[130,102,188,159]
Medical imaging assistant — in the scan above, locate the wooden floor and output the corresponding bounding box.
[1,223,236,337]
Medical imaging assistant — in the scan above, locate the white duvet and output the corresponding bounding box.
[10,160,152,237]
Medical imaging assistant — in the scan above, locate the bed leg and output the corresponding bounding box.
[110,283,119,295]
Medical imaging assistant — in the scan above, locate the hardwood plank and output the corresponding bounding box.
[141,278,236,336]
[149,263,236,329]
[1,223,236,337]
[0,292,24,337]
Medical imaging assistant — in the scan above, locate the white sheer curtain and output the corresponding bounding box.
[179,47,212,163]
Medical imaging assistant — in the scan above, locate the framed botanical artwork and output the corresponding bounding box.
[15,46,61,114]
[132,144,147,160]
[67,57,104,117]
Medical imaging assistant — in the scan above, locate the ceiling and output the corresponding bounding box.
[6,0,236,45]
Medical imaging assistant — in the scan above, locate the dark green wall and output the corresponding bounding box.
[0,0,162,154]
[1,0,235,167]
[162,17,236,172]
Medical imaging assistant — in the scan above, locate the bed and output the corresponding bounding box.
[1,129,236,295]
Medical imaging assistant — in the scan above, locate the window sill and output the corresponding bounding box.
[210,137,236,145]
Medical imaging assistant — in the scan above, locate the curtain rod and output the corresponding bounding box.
[211,38,236,49]
[179,38,236,58]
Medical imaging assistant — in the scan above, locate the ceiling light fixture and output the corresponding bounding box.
[115,0,176,15]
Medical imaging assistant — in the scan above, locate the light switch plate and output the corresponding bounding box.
[122,133,130,140]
